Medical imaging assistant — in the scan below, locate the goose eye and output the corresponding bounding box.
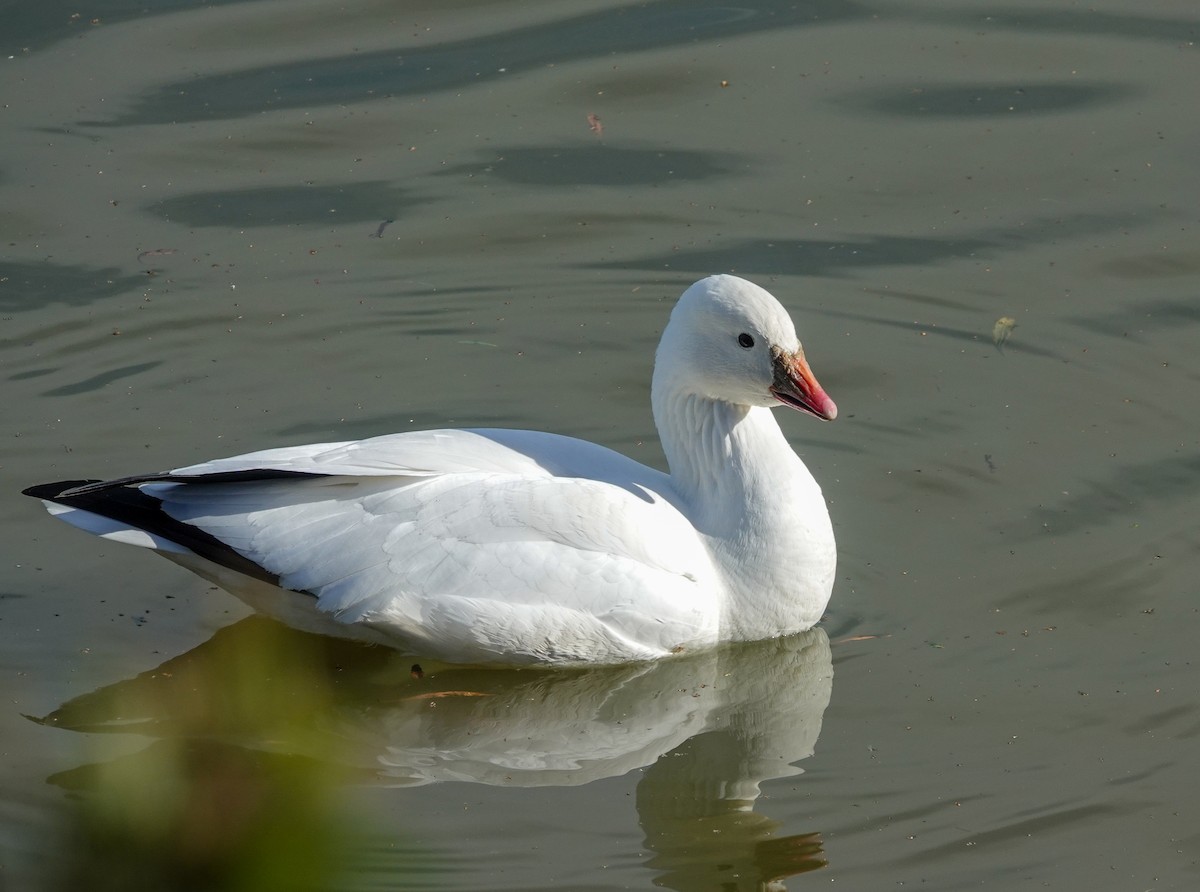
[737,333,755,349]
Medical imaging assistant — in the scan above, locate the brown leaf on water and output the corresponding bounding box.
[832,634,889,645]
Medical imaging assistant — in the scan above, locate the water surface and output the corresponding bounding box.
[3,1,1198,888]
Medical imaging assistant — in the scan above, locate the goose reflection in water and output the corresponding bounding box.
[33,619,832,890]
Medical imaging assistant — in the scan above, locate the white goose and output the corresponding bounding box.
[24,275,837,665]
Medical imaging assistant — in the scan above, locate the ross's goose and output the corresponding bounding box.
[24,275,838,665]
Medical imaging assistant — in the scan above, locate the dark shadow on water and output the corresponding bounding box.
[90,0,870,126]
[931,7,1200,45]
[585,209,1170,279]
[993,554,1166,618]
[894,802,1145,867]
[1033,453,1200,538]
[1066,298,1200,341]
[146,181,424,229]
[0,261,146,313]
[41,361,163,397]
[840,82,1138,119]
[436,145,739,187]
[591,233,992,279]
[1099,253,1200,280]
[2,0,248,55]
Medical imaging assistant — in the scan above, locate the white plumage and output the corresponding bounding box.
[25,275,838,665]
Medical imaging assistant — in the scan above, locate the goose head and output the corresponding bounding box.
[654,275,837,421]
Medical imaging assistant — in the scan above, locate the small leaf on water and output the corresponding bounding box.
[993,316,1017,348]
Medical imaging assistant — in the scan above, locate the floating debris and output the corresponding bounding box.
[993,315,1017,349]
[587,113,603,138]
[137,248,176,263]
[370,219,395,239]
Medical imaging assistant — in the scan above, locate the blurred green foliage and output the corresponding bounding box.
[35,619,377,892]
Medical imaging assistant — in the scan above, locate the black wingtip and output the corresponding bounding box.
[26,469,338,592]
[23,472,308,588]
[26,469,326,502]
[22,480,100,501]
